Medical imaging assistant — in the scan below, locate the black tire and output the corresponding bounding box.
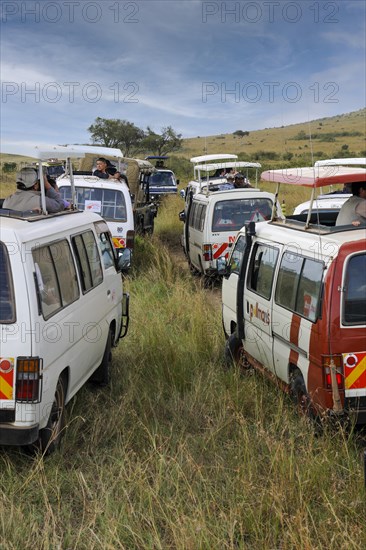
[290,369,314,419]
[91,330,112,386]
[38,375,66,455]
[224,333,244,369]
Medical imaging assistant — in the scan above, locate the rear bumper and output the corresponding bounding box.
[0,423,39,446]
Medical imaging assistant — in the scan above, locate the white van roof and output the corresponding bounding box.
[0,141,85,160]
[190,154,238,164]
[261,165,366,188]
[314,157,366,167]
[0,142,124,161]
[65,145,124,159]
[194,161,261,172]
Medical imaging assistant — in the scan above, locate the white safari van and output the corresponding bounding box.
[181,186,282,278]
[221,163,366,424]
[0,143,130,453]
[58,145,135,258]
[179,156,281,278]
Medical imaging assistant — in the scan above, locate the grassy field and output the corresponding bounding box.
[1,196,366,550]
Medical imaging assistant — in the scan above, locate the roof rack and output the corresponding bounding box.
[1,142,126,215]
[261,159,366,229]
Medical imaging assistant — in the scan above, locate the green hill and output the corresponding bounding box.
[179,108,366,165]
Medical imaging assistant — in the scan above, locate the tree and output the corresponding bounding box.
[88,118,144,157]
[141,126,182,156]
[2,162,17,173]
[233,130,249,137]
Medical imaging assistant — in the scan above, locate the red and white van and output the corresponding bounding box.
[221,163,366,423]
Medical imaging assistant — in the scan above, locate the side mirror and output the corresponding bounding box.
[118,248,131,273]
[176,179,180,185]
[217,256,230,277]
[179,189,185,199]
[179,209,186,222]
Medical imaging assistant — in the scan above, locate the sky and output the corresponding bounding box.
[1,0,365,147]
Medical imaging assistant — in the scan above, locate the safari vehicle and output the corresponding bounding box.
[179,157,281,279]
[0,143,130,453]
[221,162,366,425]
[183,153,244,199]
[57,145,135,257]
[123,157,158,234]
[292,158,365,215]
[145,156,178,202]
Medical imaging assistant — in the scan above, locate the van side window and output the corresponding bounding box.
[248,244,278,300]
[33,240,79,319]
[188,203,207,231]
[197,204,207,231]
[275,253,323,322]
[188,203,196,228]
[94,221,116,270]
[343,253,366,325]
[72,231,103,293]
[0,242,16,323]
[229,235,246,275]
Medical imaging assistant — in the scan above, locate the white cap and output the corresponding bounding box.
[16,167,38,188]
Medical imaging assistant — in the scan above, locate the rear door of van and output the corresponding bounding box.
[331,245,366,417]
[0,237,32,422]
[187,200,207,272]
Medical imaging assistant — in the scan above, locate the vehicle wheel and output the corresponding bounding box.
[188,260,199,276]
[290,369,314,419]
[91,330,112,386]
[224,332,244,369]
[146,217,154,235]
[38,375,67,455]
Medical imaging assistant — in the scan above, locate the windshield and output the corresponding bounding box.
[59,186,127,221]
[0,242,16,323]
[212,198,273,232]
[149,172,176,187]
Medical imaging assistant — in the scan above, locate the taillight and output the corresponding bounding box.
[126,230,135,250]
[322,355,343,389]
[16,357,42,402]
[203,244,212,261]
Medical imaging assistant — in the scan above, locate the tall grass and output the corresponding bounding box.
[1,198,365,550]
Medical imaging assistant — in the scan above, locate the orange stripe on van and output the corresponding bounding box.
[344,353,366,390]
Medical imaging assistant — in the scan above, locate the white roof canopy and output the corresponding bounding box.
[0,142,124,161]
[194,161,261,172]
[314,157,366,167]
[0,141,84,160]
[65,145,124,159]
[190,154,238,164]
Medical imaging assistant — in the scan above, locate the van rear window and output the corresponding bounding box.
[343,254,366,325]
[212,198,272,232]
[0,243,15,323]
[59,186,127,221]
